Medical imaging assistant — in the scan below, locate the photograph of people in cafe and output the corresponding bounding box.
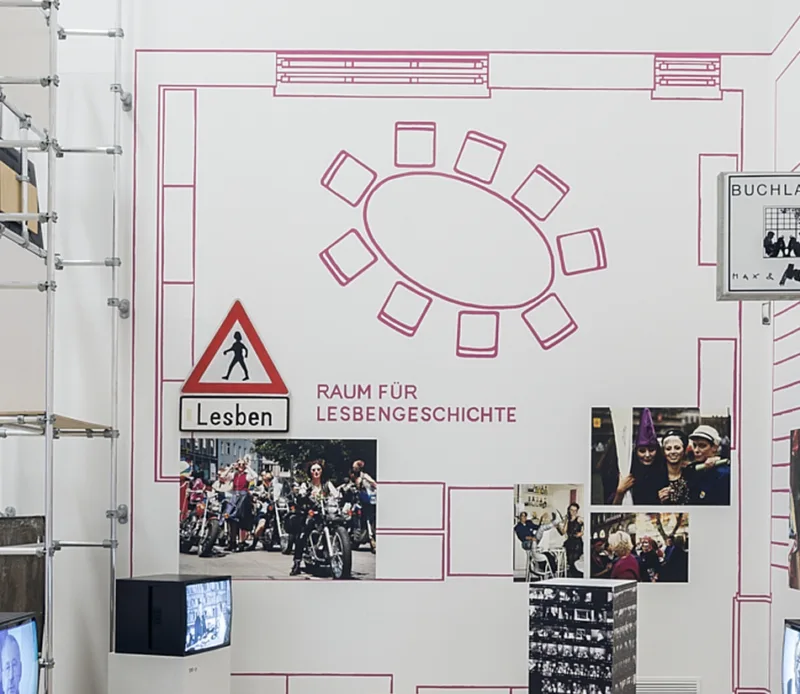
[590,512,689,584]
[591,406,731,506]
[513,484,585,583]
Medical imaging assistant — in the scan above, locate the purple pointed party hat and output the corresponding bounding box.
[636,407,658,447]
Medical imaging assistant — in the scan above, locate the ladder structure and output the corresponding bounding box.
[0,1,130,691]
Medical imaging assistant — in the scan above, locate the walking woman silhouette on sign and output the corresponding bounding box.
[222,330,250,381]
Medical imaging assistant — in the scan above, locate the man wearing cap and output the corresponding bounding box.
[688,424,731,505]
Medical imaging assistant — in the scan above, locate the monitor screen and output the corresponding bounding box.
[0,617,39,694]
[185,579,232,654]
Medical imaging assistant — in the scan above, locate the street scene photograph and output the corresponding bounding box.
[178,437,378,580]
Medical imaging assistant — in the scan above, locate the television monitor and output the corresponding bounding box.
[784,620,800,694]
[115,574,232,657]
[0,612,39,694]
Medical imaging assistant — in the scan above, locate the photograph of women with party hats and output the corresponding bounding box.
[590,406,732,506]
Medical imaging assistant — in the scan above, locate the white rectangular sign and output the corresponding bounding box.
[718,171,800,300]
[179,395,290,433]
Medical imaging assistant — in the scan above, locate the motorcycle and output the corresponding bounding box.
[297,494,352,579]
[179,489,222,558]
[339,482,376,552]
[252,493,288,553]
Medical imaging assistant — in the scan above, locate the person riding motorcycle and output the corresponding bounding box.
[247,472,274,551]
[349,460,376,540]
[290,459,339,576]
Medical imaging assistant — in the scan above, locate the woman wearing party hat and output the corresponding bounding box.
[612,407,667,505]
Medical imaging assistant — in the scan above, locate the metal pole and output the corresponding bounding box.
[58,28,122,38]
[57,258,120,268]
[0,415,45,424]
[0,0,48,6]
[0,91,48,140]
[56,146,121,155]
[108,0,124,652]
[0,281,44,289]
[0,225,47,258]
[56,541,113,549]
[0,545,45,556]
[0,139,46,149]
[0,428,45,438]
[42,0,58,689]
[19,120,31,247]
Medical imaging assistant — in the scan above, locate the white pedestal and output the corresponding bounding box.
[108,647,231,694]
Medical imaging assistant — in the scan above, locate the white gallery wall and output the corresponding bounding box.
[0,1,799,693]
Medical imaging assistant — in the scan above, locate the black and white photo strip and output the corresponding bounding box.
[589,512,689,584]
[590,406,732,506]
[513,484,585,582]
[178,437,378,580]
[528,579,637,694]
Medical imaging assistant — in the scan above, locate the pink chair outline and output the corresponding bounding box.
[556,227,607,276]
[456,311,500,358]
[521,293,578,350]
[320,150,378,207]
[377,281,433,337]
[512,164,570,221]
[319,228,378,286]
[453,130,507,184]
[394,121,437,168]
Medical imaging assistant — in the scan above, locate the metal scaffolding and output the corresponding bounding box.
[0,1,130,692]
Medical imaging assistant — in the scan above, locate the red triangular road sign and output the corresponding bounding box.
[181,300,288,395]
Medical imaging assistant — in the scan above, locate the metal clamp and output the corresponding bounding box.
[110,83,133,112]
[38,280,56,292]
[108,297,131,319]
[106,505,129,525]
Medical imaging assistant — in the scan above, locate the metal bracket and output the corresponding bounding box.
[40,658,55,669]
[108,297,131,319]
[762,302,772,326]
[107,505,129,525]
[103,428,120,439]
[110,84,133,112]
[37,280,56,292]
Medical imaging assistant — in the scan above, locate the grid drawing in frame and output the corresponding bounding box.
[717,171,800,301]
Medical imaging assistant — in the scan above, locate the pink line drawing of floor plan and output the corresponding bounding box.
[130,42,754,692]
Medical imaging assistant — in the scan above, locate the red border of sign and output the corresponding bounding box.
[181,299,289,395]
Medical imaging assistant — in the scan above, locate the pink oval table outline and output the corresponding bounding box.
[362,171,556,310]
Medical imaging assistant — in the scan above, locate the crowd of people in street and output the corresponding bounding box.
[590,529,688,583]
[180,453,377,577]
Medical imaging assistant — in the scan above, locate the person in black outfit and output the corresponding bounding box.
[290,460,338,576]
[560,503,584,576]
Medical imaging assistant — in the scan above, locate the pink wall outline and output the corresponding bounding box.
[231,672,394,693]
[154,86,198,483]
[416,686,525,694]
[376,481,446,532]
[696,337,738,449]
[373,531,446,582]
[446,486,513,578]
[555,228,607,276]
[696,153,740,268]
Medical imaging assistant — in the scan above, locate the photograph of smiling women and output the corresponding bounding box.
[591,406,732,507]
